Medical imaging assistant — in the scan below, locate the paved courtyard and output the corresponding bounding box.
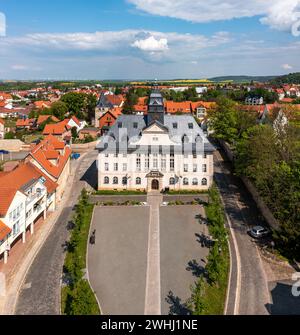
[88,200,208,315]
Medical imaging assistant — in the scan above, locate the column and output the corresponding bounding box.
[4,250,8,264]
[22,231,26,243]
[30,222,34,235]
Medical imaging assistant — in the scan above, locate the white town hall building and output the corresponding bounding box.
[97,90,215,192]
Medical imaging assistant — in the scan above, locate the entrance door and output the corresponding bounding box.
[151,179,159,190]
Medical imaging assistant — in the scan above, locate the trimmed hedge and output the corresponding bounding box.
[61,189,100,315]
[188,185,230,315]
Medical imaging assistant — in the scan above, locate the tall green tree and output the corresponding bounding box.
[50,101,68,120]
[207,97,239,144]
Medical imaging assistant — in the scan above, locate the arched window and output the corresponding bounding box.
[169,177,175,185]
[192,178,198,185]
[136,177,141,185]
[122,177,128,185]
[113,177,118,185]
[182,134,189,143]
[202,178,208,186]
[104,176,109,184]
[183,178,189,186]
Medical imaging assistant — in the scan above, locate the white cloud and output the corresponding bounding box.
[282,63,293,70]
[132,35,168,51]
[0,29,230,62]
[11,64,28,70]
[128,0,300,31]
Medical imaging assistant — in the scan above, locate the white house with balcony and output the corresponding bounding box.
[0,163,57,264]
[97,90,215,192]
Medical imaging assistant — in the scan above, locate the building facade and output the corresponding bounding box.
[0,162,57,263]
[97,91,215,192]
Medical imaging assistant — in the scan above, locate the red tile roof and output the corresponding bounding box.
[165,101,192,114]
[30,135,71,179]
[0,92,12,101]
[0,220,11,240]
[0,188,18,218]
[0,161,58,217]
[37,115,59,125]
[34,101,52,109]
[43,119,69,135]
[70,116,80,127]
[106,94,124,107]
[16,118,35,127]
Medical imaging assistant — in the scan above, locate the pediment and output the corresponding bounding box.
[143,121,168,134]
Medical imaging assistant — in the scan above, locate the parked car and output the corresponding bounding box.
[249,226,270,239]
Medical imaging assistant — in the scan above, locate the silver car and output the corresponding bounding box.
[249,226,270,239]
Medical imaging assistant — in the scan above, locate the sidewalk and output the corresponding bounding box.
[0,153,87,315]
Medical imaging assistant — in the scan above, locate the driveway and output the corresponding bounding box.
[88,201,208,315]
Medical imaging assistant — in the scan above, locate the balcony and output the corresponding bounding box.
[26,189,46,207]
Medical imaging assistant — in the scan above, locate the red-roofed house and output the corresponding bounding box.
[95,93,125,127]
[37,115,59,127]
[97,109,123,135]
[16,118,36,130]
[28,135,71,202]
[0,162,58,263]
[34,101,52,110]
[165,101,192,114]
[43,119,70,140]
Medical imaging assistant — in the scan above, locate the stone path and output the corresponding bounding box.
[144,192,163,315]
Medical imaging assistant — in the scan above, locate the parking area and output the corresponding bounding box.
[88,206,150,315]
[88,203,209,315]
[160,205,208,315]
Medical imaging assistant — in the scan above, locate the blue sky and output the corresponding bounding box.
[0,0,300,79]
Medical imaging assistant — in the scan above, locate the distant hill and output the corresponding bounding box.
[270,72,300,85]
[209,75,276,83]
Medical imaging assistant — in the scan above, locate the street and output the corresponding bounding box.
[15,149,98,315]
[214,150,271,315]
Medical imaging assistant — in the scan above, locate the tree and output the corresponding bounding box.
[67,280,99,315]
[207,97,239,144]
[86,94,97,122]
[122,88,138,114]
[50,101,68,120]
[71,127,78,140]
[60,92,86,119]
[188,277,206,315]
[4,131,15,139]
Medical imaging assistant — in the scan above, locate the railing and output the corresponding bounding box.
[26,190,45,206]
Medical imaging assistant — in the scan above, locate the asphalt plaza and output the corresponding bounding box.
[88,203,209,315]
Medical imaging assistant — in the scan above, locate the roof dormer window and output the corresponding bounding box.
[118,122,122,128]
[188,123,194,129]
[133,122,138,129]
[173,123,178,129]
